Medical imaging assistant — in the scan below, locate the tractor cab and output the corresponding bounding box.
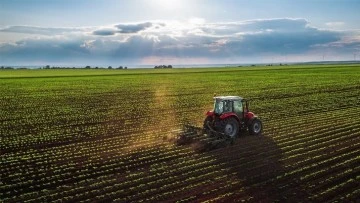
[213,96,247,118]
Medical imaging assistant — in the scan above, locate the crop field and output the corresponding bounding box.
[1,64,359,202]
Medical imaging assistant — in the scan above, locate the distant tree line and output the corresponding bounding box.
[3,64,179,70]
[154,65,173,69]
[1,65,130,70]
[41,65,128,69]
[0,66,15,69]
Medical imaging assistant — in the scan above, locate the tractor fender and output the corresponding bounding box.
[219,112,240,123]
[245,112,255,120]
[206,111,214,117]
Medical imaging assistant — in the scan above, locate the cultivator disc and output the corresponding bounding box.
[172,124,233,152]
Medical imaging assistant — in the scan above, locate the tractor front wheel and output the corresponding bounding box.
[249,118,262,135]
[220,117,239,139]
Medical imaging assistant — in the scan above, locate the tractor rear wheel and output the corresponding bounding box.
[249,118,262,135]
[219,117,239,138]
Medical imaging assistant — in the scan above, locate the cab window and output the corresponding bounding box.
[234,100,243,114]
[223,101,233,113]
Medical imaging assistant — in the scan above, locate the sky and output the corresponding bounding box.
[0,0,359,66]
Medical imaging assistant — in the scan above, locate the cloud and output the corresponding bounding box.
[241,18,310,32]
[92,29,117,36]
[115,22,153,33]
[0,37,90,62]
[325,21,345,27]
[229,27,340,55]
[0,25,86,35]
[92,22,155,36]
[0,18,359,65]
[313,30,360,53]
[191,18,310,37]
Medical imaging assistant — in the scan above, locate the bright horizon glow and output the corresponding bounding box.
[0,0,359,66]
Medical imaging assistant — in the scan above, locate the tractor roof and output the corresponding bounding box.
[214,96,243,101]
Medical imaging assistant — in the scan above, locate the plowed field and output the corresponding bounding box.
[1,65,359,202]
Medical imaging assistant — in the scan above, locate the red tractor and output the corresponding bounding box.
[203,96,263,139]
